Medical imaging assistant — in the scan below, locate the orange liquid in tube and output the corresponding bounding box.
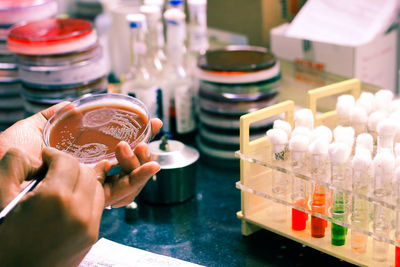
[49,103,149,164]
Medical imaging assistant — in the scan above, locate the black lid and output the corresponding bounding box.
[197,45,276,72]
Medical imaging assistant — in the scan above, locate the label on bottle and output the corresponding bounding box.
[174,83,196,134]
[128,87,163,122]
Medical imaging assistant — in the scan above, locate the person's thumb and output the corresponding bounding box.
[0,148,41,209]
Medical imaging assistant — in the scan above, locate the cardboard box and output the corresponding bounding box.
[207,0,304,46]
[270,23,398,92]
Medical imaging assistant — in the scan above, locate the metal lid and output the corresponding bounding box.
[149,137,199,169]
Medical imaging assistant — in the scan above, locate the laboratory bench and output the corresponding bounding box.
[99,155,355,267]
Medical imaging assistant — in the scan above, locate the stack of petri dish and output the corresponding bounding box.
[7,17,108,117]
[195,46,281,160]
[0,0,58,130]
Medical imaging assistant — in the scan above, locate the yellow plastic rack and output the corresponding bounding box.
[236,79,395,267]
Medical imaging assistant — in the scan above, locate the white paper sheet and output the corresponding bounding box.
[79,238,205,267]
[285,0,398,46]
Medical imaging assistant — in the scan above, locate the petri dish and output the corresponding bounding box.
[43,94,152,165]
[18,52,107,87]
[0,0,57,25]
[0,80,21,97]
[22,76,108,104]
[197,45,276,72]
[7,18,97,55]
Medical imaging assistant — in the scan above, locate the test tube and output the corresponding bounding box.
[310,125,332,144]
[368,111,387,144]
[289,134,310,231]
[329,142,351,246]
[351,149,372,254]
[273,119,292,139]
[309,138,330,238]
[356,92,374,115]
[266,128,289,222]
[350,106,368,136]
[336,94,355,126]
[377,119,397,154]
[372,151,394,262]
[394,167,400,267]
[294,108,314,130]
[355,133,374,155]
[374,89,394,113]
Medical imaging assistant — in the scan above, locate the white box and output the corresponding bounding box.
[270,23,398,92]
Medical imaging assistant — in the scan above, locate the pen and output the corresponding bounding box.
[0,179,40,224]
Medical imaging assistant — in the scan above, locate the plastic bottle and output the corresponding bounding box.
[164,7,196,142]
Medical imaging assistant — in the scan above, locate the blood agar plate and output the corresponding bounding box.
[7,18,97,55]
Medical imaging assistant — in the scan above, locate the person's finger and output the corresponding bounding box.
[150,118,162,139]
[109,194,135,209]
[104,161,160,207]
[115,141,140,173]
[134,143,151,165]
[39,147,80,192]
[40,101,70,121]
[92,160,111,184]
[0,148,41,208]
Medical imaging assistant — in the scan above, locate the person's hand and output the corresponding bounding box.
[0,101,69,160]
[0,147,105,266]
[98,118,163,208]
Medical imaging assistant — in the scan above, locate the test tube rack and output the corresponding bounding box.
[236,78,396,266]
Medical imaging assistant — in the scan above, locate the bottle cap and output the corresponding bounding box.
[126,13,146,28]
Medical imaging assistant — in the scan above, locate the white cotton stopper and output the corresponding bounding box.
[355,133,373,154]
[355,98,373,115]
[359,92,375,102]
[273,119,292,139]
[373,151,395,178]
[350,106,368,124]
[267,128,288,153]
[334,126,355,147]
[352,148,372,170]
[390,99,400,113]
[289,134,309,152]
[328,142,351,163]
[336,94,355,118]
[294,108,314,129]
[377,119,398,137]
[309,138,329,155]
[291,126,311,138]
[368,111,387,133]
[310,125,332,143]
[374,89,394,111]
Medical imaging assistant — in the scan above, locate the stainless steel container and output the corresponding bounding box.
[139,137,200,204]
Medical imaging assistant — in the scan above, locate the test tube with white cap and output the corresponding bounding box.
[377,119,397,155]
[333,126,355,154]
[309,138,330,238]
[289,134,310,231]
[336,94,355,126]
[374,89,394,112]
[329,141,351,246]
[368,111,387,144]
[273,119,292,139]
[356,92,374,115]
[266,128,290,222]
[350,106,368,136]
[294,108,314,130]
[351,148,372,254]
[372,151,394,262]
[355,133,374,156]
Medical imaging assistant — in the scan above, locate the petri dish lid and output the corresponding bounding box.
[197,45,276,72]
[0,0,57,25]
[7,18,97,55]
